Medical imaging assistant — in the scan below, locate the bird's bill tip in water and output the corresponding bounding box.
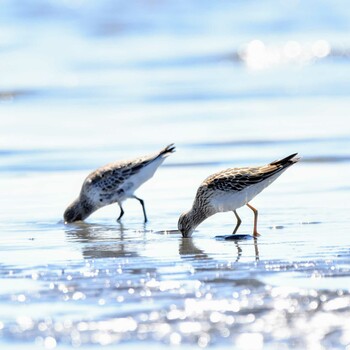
[180,229,194,238]
[181,233,192,238]
[178,212,195,238]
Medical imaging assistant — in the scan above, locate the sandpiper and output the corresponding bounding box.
[64,144,175,223]
[178,153,300,238]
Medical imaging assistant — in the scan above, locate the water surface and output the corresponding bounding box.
[1,1,350,349]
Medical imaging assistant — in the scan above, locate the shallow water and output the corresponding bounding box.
[1,1,350,349]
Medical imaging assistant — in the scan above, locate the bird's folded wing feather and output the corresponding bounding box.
[83,154,160,194]
[204,164,283,192]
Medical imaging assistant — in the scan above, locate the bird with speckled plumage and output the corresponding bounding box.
[64,144,175,223]
[178,153,300,238]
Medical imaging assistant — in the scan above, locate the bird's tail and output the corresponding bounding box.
[158,143,176,158]
[270,153,300,167]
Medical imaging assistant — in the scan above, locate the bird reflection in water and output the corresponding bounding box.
[179,237,260,262]
[233,238,260,262]
[65,222,145,259]
[216,233,260,262]
[65,222,259,262]
[179,237,210,260]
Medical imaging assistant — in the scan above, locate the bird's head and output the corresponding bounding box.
[178,211,195,238]
[64,199,86,223]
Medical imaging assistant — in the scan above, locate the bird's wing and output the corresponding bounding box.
[82,144,176,195]
[203,153,299,192]
[204,163,286,192]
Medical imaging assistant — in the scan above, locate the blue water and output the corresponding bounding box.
[1,1,350,349]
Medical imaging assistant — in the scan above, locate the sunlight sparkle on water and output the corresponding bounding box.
[241,39,331,70]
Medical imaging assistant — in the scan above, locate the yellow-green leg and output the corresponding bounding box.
[246,203,260,237]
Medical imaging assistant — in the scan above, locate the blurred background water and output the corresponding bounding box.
[0,0,350,349]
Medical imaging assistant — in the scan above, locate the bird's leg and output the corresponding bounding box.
[254,237,260,262]
[246,203,260,237]
[232,210,242,234]
[117,203,124,221]
[133,195,148,222]
[235,242,242,262]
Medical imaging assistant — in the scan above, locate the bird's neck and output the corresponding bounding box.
[188,205,213,230]
[78,195,96,220]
